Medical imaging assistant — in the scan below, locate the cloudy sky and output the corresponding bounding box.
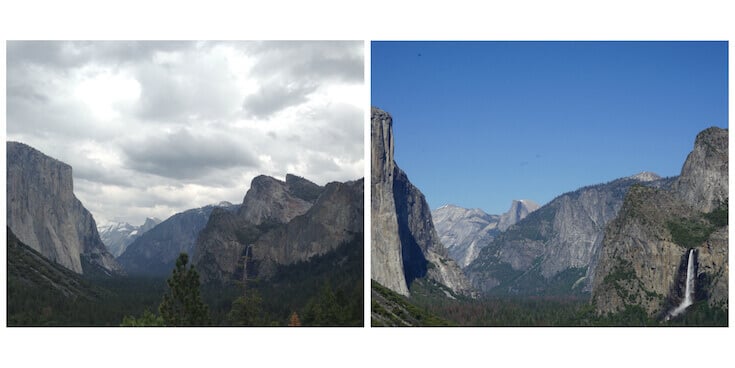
[6,41,364,226]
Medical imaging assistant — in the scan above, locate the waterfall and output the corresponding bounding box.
[666,249,695,320]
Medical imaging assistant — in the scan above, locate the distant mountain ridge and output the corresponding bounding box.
[6,141,122,276]
[117,202,238,276]
[98,217,161,257]
[466,171,675,296]
[433,200,539,268]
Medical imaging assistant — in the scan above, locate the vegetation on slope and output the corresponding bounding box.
[371,280,453,327]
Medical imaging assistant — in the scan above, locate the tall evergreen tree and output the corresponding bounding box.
[227,287,265,326]
[159,253,210,326]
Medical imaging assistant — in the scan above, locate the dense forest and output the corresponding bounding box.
[371,275,727,327]
[7,230,363,327]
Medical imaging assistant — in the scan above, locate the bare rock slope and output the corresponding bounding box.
[6,141,121,275]
[193,174,363,284]
[466,172,671,295]
[371,108,471,296]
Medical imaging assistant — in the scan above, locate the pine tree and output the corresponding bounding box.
[227,287,264,326]
[159,253,210,326]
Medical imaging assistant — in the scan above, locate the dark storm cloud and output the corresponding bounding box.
[242,82,317,119]
[73,162,134,187]
[122,129,260,179]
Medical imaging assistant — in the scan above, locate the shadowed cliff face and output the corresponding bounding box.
[193,174,324,283]
[592,127,728,317]
[370,108,471,297]
[193,174,363,284]
[6,141,122,276]
[117,203,236,277]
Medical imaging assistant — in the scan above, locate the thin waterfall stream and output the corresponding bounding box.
[666,248,695,320]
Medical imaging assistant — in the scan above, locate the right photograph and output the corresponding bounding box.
[370,41,728,326]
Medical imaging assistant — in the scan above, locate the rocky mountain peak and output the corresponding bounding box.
[497,199,540,231]
[238,174,322,225]
[141,217,161,232]
[432,204,500,268]
[673,127,728,212]
[371,107,396,187]
[627,171,662,182]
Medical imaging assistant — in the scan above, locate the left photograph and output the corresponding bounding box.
[6,41,365,326]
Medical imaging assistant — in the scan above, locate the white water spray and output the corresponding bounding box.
[667,249,695,320]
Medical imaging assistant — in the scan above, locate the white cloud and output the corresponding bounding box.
[6,41,364,225]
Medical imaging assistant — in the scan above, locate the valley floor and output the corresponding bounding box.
[371,280,727,327]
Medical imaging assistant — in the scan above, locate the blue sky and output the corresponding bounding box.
[372,41,728,215]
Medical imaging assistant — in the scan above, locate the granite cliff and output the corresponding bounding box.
[193,174,363,284]
[371,107,471,296]
[592,127,728,317]
[432,200,539,268]
[466,172,672,295]
[6,141,121,275]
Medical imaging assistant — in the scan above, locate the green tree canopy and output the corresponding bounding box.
[159,253,210,326]
[227,287,265,326]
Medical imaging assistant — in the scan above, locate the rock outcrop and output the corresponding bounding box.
[466,173,672,295]
[117,202,237,276]
[673,127,729,212]
[592,127,728,317]
[252,179,363,267]
[432,205,499,268]
[193,174,363,284]
[497,199,540,231]
[371,107,471,296]
[433,200,539,268]
[6,141,122,275]
[371,108,410,295]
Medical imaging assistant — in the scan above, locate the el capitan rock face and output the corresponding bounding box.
[371,107,471,296]
[371,108,410,296]
[592,127,728,317]
[6,141,122,275]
